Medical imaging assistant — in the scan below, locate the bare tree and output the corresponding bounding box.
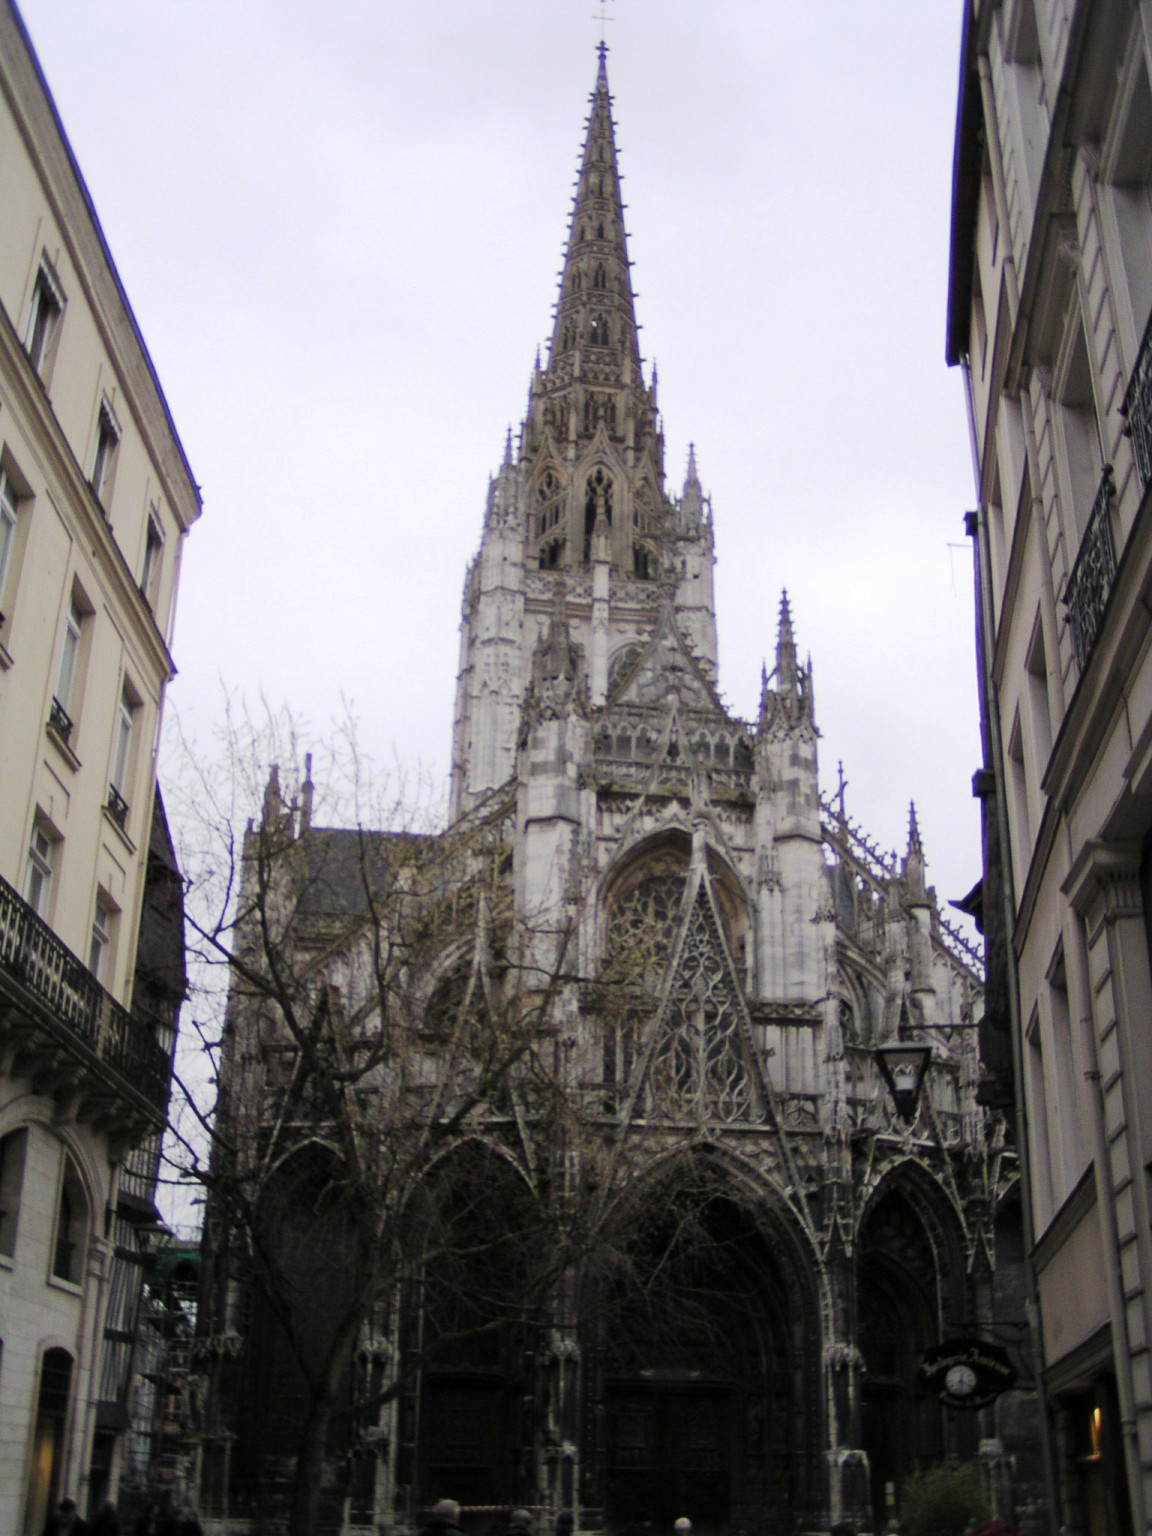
[162,710,756,1536]
[161,708,584,1533]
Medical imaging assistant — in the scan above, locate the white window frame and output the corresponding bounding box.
[24,823,55,918]
[90,400,121,505]
[110,691,135,795]
[0,468,17,614]
[24,259,65,376]
[88,894,113,983]
[55,599,82,716]
[141,510,164,606]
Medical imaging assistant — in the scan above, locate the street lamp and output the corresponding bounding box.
[874,1040,933,1121]
[874,1021,981,1121]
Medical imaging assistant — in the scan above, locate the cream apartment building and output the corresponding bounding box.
[0,3,200,1529]
[949,1,1152,1531]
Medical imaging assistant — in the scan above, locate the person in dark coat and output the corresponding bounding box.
[132,1504,163,1536]
[419,1498,462,1536]
[91,1503,119,1536]
[42,1497,90,1536]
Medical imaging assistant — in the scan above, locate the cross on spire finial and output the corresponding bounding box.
[593,0,614,54]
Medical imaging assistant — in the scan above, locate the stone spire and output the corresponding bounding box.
[681,443,703,525]
[902,801,929,905]
[776,590,799,694]
[518,49,670,581]
[546,47,643,389]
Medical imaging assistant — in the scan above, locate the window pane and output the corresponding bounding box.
[0,470,16,600]
[110,699,132,791]
[55,603,81,710]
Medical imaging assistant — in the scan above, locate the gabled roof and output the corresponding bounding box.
[608,599,724,716]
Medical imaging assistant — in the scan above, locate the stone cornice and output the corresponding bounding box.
[1061,837,1143,924]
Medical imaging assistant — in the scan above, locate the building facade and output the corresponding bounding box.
[0,2,200,1528]
[948,1,1152,1533]
[202,49,1033,1536]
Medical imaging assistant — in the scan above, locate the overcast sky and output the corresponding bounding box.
[18,1,981,928]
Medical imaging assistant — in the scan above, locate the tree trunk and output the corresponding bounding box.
[288,1387,335,1536]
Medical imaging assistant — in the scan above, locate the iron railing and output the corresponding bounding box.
[107,783,129,829]
[1123,310,1152,491]
[1064,466,1117,674]
[48,695,74,744]
[0,871,170,1116]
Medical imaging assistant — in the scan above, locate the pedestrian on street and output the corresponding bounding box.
[42,1496,90,1536]
[91,1502,119,1536]
[419,1498,462,1536]
[132,1503,163,1536]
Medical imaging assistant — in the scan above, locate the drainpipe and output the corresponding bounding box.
[962,359,1061,1536]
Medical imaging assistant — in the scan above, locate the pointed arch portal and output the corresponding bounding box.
[590,1163,822,1536]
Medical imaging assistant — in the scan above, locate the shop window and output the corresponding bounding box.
[24,1348,73,1536]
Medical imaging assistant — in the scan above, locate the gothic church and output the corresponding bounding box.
[202,51,1024,1536]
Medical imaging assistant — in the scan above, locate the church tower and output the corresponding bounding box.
[434,54,1010,1531]
[202,48,1036,1536]
[450,46,716,819]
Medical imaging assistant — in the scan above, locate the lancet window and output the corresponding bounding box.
[535,469,564,538]
[601,858,688,1107]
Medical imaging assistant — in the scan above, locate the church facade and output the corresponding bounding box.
[200,53,1032,1536]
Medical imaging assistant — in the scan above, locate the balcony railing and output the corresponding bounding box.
[1123,310,1152,491]
[48,695,74,744]
[1064,466,1117,674]
[107,783,129,829]
[0,871,170,1117]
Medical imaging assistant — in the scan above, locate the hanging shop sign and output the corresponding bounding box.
[918,1338,1017,1409]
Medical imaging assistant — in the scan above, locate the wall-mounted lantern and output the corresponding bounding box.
[874,1040,933,1121]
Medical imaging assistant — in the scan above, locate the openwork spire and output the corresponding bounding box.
[906,801,923,859]
[546,50,643,389]
[776,590,799,693]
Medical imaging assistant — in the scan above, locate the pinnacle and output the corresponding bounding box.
[907,801,923,858]
[775,590,799,694]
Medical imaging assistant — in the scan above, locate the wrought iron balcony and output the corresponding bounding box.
[107,783,130,829]
[1064,466,1117,674]
[48,695,74,743]
[0,870,170,1125]
[1123,310,1152,491]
